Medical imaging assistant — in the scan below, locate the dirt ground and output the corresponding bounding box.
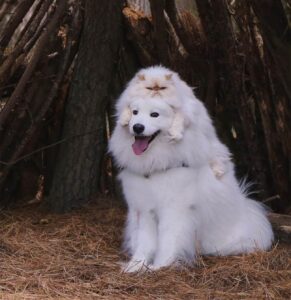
[0,200,290,299]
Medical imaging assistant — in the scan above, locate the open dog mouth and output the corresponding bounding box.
[132,131,160,155]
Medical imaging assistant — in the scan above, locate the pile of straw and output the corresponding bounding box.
[0,200,290,299]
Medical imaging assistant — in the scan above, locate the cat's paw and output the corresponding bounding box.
[168,129,183,141]
[210,161,225,179]
[119,107,132,126]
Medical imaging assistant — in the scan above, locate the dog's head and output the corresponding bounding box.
[110,92,198,175]
[125,98,176,155]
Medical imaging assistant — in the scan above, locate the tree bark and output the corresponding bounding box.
[47,0,123,212]
[251,0,291,211]
[149,0,170,66]
[195,0,273,201]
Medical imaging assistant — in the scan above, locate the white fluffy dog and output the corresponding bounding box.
[109,66,274,272]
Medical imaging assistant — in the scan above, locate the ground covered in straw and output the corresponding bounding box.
[0,200,290,299]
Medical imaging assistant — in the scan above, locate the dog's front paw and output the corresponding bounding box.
[121,260,149,273]
[146,263,163,271]
[150,256,176,271]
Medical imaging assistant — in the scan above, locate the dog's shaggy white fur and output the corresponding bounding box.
[109,66,274,272]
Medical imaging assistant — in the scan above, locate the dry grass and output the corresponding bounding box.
[0,200,290,299]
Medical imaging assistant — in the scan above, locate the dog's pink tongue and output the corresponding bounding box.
[132,137,151,155]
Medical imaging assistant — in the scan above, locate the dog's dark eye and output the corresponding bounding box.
[132,110,138,115]
[160,87,166,90]
[150,112,159,118]
[146,87,153,90]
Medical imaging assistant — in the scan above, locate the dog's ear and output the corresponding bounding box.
[137,73,145,81]
[168,110,185,141]
[119,106,132,126]
[165,73,173,80]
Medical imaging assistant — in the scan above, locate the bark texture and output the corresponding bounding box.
[0,0,290,213]
[47,0,123,212]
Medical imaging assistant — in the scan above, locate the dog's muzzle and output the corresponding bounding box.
[132,130,160,155]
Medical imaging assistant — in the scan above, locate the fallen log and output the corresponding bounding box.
[269,213,291,244]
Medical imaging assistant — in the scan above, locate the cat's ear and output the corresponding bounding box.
[137,73,145,81]
[165,73,173,80]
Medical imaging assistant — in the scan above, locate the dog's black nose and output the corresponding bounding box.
[133,123,145,134]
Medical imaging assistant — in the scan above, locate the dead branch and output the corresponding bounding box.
[0,0,53,85]
[14,0,43,46]
[164,0,191,54]
[0,0,67,130]
[0,0,35,51]
[148,0,170,66]
[0,0,81,194]
[123,7,156,65]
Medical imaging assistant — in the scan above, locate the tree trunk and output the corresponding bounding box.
[251,0,291,211]
[47,0,123,212]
